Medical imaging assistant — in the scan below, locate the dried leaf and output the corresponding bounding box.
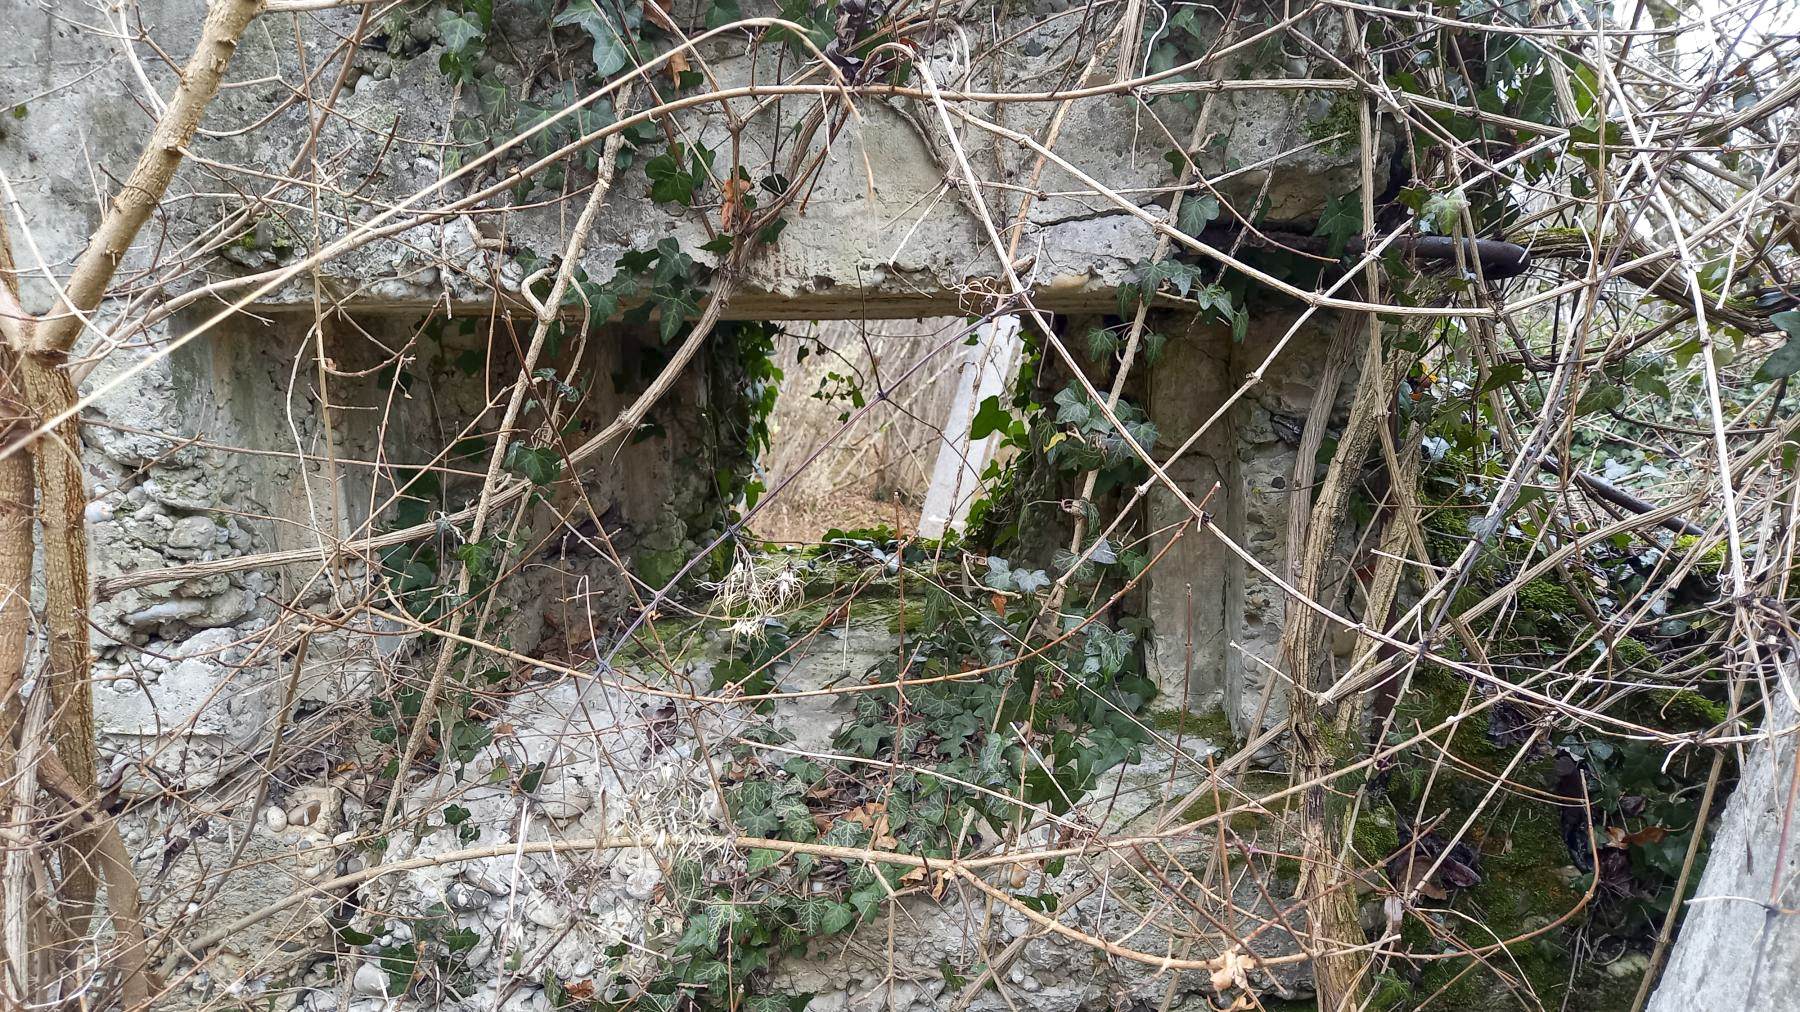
[1209,947,1252,994]
[990,591,1007,617]
[643,0,677,31]
[720,175,751,231]
[844,802,884,828]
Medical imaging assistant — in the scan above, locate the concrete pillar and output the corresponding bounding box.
[918,315,1024,539]
[1143,310,1352,734]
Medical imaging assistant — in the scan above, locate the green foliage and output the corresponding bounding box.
[625,530,1158,1008]
[502,442,561,486]
[553,0,645,78]
[1752,310,1800,380]
[710,320,785,521]
[1133,258,1247,340]
[1044,382,1158,496]
[1314,193,1362,257]
[333,906,487,1000]
[645,142,716,206]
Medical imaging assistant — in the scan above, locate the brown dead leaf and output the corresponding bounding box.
[643,0,677,31]
[991,591,1007,617]
[1209,947,1252,995]
[843,801,884,828]
[1624,825,1670,847]
[667,49,691,84]
[562,980,596,1001]
[720,175,751,232]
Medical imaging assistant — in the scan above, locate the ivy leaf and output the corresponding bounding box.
[747,848,786,873]
[576,281,619,330]
[1474,362,1526,396]
[1013,568,1050,594]
[333,920,377,946]
[1574,383,1624,417]
[1142,258,1203,298]
[705,0,744,29]
[1753,311,1800,381]
[503,442,561,486]
[655,288,700,343]
[674,908,722,956]
[736,806,780,836]
[438,11,484,55]
[474,75,508,114]
[552,0,638,78]
[1314,193,1362,257]
[646,145,698,204]
[1085,625,1132,676]
[841,722,888,755]
[983,556,1015,592]
[848,884,885,918]
[1175,194,1220,237]
[969,396,1011,440]
[379,944,416,996]
[1053,385,1093,426]
[820,902,855,935]
[797,898,834,934]
[1418,191,1469,234]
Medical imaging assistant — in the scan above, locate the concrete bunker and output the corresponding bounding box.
[0,1,1474,1008]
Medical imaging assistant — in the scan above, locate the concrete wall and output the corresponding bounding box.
[1144,309,1355,734]
[0,0,1381,1007]
[1,2,1364,321]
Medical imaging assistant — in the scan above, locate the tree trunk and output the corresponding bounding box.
[0,343,38,1004]
[17,353,98,940]
[1279,321,1397,1011]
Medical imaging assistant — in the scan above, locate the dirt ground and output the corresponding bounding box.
[748,486,920,545]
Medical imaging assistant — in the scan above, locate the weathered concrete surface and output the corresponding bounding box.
[0,0,1377,1007]
[0,0,1379,761]
[1646,687,1800,1011]
[1144,308,1355,734]
[0,2,1365,322]
[86,313,727,787]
